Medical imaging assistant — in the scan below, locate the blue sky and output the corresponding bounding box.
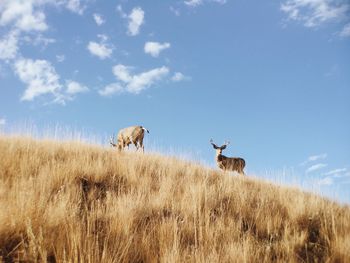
[0,0,349,203]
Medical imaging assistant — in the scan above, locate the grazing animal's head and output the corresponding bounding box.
[210,139,230,155]
[110,135,123,151]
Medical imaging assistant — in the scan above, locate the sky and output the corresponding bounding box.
[0,0,349,203]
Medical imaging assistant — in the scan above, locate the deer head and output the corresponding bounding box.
[110,135,123,151]
[210,139,230,155]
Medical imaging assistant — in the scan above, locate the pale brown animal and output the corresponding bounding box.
[110,126,150,152]
[210,139,245,175]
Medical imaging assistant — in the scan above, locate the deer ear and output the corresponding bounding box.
[210,139,219,149]
[221,145,227,150]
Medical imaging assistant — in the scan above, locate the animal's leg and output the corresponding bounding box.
[134,141,139,151]
[139,141,144,153]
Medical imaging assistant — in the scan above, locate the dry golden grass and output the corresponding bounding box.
[0,136,349,263]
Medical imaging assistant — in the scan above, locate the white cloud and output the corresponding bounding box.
[323,168,350,179]
[100,64,170,96]
[98,83,124,96]
[212,0,227,4]
[301,153,327,165]
[66,80,88,94]
[171,72,190,82]
[87,36,113,59]
[0,118,6,125]
[280,0,349,28]
[113,64,132,83]
[116,5,127,19]
[0,0,87,32]
[306,163,328,173]
[170,6,180,16]
[66,0,85,15]
[121,66,169,94]
[308,153,327,162]
[144,42,171,57]
[127,7,144,36]
[339,23,350,37]
[185,0,203,7]
[324,168,347,176]
[23,34,56,48]
[0,30,19,61]
[0,0,50,32]
[318,176,333,186]
[56,55,65,63]
[14,58,62,102]
[184,0,226,7]
[93,13,105,26]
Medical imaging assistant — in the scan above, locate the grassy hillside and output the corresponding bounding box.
[0,136,349,262]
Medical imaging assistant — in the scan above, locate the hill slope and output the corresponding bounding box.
[0,136,349,262]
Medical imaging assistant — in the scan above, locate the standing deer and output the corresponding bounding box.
[110,126,150,152]
[210,139,245,175]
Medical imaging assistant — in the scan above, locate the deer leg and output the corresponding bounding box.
[139,141,144,153]
[134,141,139,151]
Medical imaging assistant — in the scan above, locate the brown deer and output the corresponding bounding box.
[210,139,245,175]
[110,126,150,152]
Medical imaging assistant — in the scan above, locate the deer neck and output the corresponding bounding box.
[216,151,226,162]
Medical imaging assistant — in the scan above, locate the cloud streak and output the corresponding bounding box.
[301,153,327,166]
[306,163,327,173]
[99,64,169,96]
[184,0,227,7]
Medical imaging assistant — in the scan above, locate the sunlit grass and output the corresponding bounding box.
[0,135,349,262]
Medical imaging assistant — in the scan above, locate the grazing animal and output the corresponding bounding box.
[110,126,150,152]
[210,139,245,175]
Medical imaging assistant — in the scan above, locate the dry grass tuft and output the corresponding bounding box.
[0,136,349,262]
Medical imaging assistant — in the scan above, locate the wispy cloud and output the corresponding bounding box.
[171,72,190,82]
[127,7,144,36]
[306,163,328,173]
[280,0,349,31]
[0,118,6,126]
[99,64,169,96]
[339,23,350,37]
[56,55,65,63]
[323,168,350,179]
[144,42,170,57]
[184,0,203,7]
[87,35,113,59]
[318,176,333,186]
[169,6,181,16]
[317,168,350,186]
[324,168,347,176]
[301,153,327,166]
[66,0,85,15]
[184,0,227,7]
[0,30,19,62]
[93,13,105,26]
